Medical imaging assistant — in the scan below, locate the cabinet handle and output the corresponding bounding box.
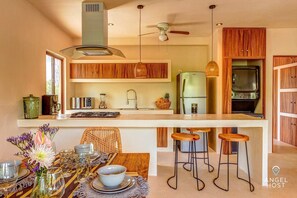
[246,49,249,52]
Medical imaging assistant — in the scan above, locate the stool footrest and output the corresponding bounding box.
[213,176,255,192]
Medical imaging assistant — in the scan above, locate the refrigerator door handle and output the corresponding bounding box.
[182,79,186,114]
[182,79,186,98]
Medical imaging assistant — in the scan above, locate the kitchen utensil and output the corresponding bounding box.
[23,94,39,119]
[42,95,60,115]
[70,97,94,109]
[99,93,107,109]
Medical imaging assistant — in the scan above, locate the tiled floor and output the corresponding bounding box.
[148,140,297,198]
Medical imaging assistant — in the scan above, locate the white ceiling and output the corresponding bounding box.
[27,0,297,40]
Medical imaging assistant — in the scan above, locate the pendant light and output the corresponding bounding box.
[134,5,147,78]
[205,5,219,77]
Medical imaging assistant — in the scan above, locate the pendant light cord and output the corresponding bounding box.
[209,4,216,62]
[138,5,143,63]
[211,6,214,61]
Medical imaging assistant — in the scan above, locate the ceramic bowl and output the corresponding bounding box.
[74,144,92,155]
[97,165,127,187]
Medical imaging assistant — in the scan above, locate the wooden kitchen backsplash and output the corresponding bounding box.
[70,63,168,79]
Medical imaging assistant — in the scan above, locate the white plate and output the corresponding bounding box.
[18,168,30,181]
[91,175,131,192]
[90,176,136,194]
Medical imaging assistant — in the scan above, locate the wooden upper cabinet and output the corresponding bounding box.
[273,56,297,67]
[280,66,297,89]
[70,62,170,82]
[223,28,266,58]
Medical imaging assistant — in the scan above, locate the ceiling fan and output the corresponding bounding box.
[142,22,191,41]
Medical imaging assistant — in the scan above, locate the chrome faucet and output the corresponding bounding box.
[127,89,138,109]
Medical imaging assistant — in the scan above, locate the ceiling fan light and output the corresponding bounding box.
[205,60,219,77]
[159,33,168,41]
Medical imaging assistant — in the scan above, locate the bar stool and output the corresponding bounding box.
[213,133,255,192]
[183,128,214,172]
[167,133,205,191]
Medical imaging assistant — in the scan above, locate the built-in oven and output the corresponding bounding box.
[231,65,262,153]
[231,66,260,113]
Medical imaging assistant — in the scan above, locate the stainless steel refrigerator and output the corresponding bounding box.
[176,72,206,152]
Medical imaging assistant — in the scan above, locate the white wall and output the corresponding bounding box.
[0,0,72,159]
[266,28,297,152]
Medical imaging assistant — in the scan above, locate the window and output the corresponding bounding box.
[46,51,64,112]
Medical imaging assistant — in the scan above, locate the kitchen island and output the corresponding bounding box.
[17,114,268,186]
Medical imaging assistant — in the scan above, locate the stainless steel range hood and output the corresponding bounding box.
[60,1,125,59]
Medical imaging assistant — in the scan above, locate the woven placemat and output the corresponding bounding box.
[73,176,149,198]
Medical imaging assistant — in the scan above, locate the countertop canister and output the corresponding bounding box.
[23,94,39,119]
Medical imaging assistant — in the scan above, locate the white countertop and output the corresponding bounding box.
[17,114,267,128]
[16,113,269,186]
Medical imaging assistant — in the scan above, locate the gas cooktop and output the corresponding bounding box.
[70,112,120,118]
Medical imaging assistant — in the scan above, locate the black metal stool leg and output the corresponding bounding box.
[193,140,205,191]
[227,141,230,191]
[204,133,214,172]
[203,134,206,164]
[235,142,255,192]
[167,140,179,189]
[183,140,192,172]
[213,139,228,191]
[245,142,254,192]
[191,141,196,178]
[213,135,255,192]
[236,142,239,179]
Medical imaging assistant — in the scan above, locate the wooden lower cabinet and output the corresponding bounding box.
[280,116,297,146]
[280,92,297,114]
[157,127,168,147]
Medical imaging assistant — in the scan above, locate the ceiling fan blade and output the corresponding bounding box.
[140,32,158,36]
[169,30,190,35]
[168,22,205,26]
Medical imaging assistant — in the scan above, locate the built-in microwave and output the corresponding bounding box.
[231,66,260,100]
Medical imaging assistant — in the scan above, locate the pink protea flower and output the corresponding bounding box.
[34,130,52,148]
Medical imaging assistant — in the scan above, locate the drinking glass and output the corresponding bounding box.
[59,149,75,178]
[47,167,65,198]
[0,161,19,197]
[75,154,90,183]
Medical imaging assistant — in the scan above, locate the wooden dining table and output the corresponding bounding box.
[7,153,150,198]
